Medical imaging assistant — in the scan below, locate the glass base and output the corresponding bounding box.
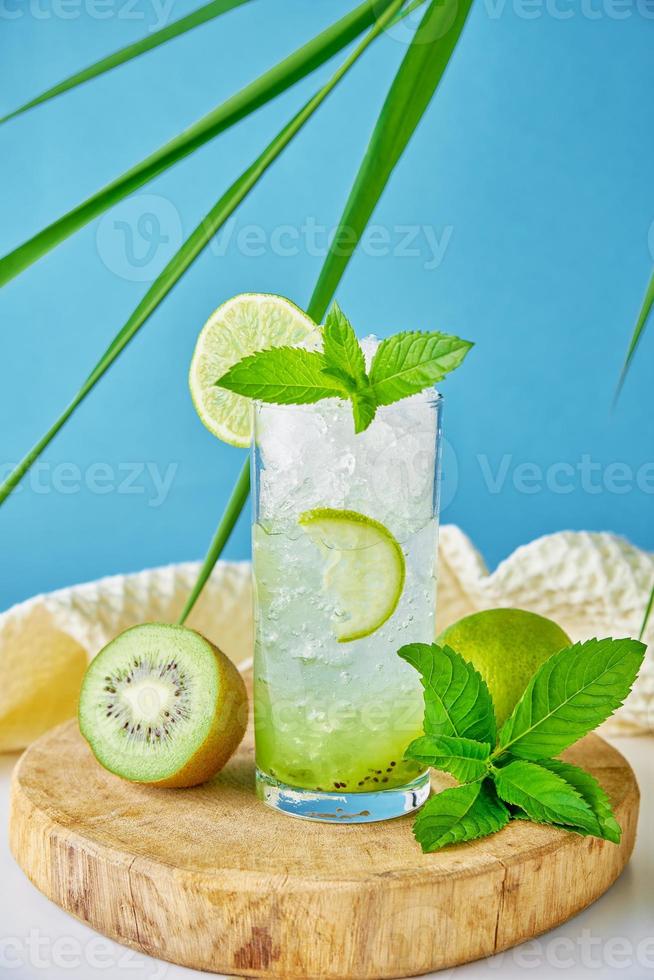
[255,768,430,823]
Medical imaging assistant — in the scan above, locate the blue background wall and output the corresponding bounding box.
[1,0,653,611]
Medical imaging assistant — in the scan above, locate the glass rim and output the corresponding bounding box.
[253,389,443,413]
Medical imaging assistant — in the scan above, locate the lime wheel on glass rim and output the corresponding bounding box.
[189,292,321,447]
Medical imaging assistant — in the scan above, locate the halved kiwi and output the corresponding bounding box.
[78,623,248,788]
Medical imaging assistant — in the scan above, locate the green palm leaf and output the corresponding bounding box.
[0,0,399,288]
[178,458,251,624]
[0,0,253,126]
[184,0,474,619]
[639,580,654,641]
[615,268,654,402]
[309,0,475,315]
[0,0,408,508]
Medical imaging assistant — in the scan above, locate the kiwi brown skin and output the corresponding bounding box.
[79,624,248,789]
[153,635,248,788]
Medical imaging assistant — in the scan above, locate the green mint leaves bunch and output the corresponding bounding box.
[215,302,473,433]
[398,637,646,853]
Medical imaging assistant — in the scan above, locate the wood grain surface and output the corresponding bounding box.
[9,722,639,979]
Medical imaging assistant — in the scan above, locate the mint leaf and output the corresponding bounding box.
[323,304,378,432]
[414,779,509,853]
[369,331,473,405]
[321,365,358,393]
[405,734,491,783]
[351,388,377,433]
[215,347,347,404]
[398,643,497,744]
[323,302,367,384]
[492,759,601,835]
[537,760,621,843]
[497,638,646,760]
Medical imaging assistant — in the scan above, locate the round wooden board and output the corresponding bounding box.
[10,721,639,980]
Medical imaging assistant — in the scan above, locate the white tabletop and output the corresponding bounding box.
[2,735,652,980]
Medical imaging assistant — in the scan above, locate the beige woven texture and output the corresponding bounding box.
[0,526,652,752]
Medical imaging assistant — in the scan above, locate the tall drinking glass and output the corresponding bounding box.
[251,384,442,822]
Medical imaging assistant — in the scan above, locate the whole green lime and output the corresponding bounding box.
[437,608,571,728]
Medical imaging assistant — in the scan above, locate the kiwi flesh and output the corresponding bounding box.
[79,623,248,787]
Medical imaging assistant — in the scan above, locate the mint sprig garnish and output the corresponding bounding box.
[399,638,645,853]
[214,301,473,433]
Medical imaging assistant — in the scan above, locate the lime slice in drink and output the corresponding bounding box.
[299,508,406,643]
[189,293,321,447]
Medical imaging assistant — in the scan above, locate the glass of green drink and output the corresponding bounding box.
[251,369,442,822]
